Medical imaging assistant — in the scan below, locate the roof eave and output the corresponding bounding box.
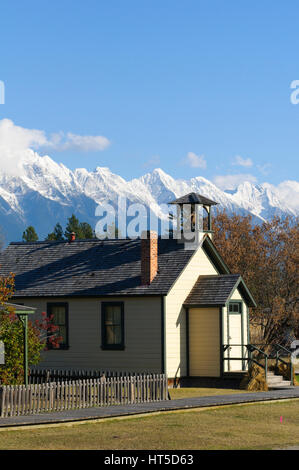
[183,303,225,308]
[235,276,257,308]
[202,235,231,275]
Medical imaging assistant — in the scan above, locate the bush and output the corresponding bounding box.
[0,273,60,385]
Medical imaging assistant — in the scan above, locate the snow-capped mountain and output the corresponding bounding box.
[0,150,298,244]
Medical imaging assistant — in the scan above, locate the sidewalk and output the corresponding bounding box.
[1,387,299,428]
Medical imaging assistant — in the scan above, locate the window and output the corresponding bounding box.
[101,302,124,350]
[228,302,242,314]
[47,303,69,349]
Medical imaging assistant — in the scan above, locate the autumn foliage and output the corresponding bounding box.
[0,272,60,385]
[213,211,299,346]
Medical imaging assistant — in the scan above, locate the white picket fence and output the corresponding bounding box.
[0,374,168,418]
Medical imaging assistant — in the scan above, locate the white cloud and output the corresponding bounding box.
[213,173,258,190]
[0,118,48,152]
[257,163,271,176]
[47,132,110,152]
[142,155,161,169]
[184,152,207,169]
[0,119,49,175]
[0,118,110,175]
[232,155,253,167]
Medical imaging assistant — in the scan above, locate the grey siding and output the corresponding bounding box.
[16,296,162,373]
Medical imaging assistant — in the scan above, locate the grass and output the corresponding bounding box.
[0,400,298,450]
[169,387,252,399]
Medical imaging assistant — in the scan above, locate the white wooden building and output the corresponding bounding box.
[0,193,256,384]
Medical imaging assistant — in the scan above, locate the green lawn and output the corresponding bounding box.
[0,400,298,450]
[169,387,253,399]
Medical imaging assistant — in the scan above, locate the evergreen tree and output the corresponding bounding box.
[64,214,81,239]
[46,223,64,241]
[64,214,94,239]
[22,226,38,242]
[79,222,94,239]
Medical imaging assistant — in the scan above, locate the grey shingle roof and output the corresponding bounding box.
[0,238,195,298]
[169,192,218,206]
[184,274,242,306]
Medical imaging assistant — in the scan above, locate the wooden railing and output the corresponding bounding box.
[222,343,294,385]
[0,374,168,418]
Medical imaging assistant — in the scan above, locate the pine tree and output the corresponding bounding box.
[64,214,81,239]
[79,222,94,239]
[46,223,65,241]
[64,214,94,239]
[22,226,39,242]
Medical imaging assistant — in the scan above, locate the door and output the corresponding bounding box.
[227,302,243,371]
[189,307,220,377]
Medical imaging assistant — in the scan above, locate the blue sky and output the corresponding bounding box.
[0,0,299,188]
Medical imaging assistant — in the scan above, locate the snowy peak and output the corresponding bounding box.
[230,180,299,219]
[0,152,297,243]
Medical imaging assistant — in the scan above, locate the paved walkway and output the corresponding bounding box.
[0,387,299,428]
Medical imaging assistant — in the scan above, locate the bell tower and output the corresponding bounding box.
[169,192,218,248]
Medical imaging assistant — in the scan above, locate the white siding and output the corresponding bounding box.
[165,246,218,378]
[16,296,162,372]
[223,287,249,372]
[230,288,249,347]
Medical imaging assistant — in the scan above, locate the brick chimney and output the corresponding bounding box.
[69,232,76,242]
[141,231,158,285]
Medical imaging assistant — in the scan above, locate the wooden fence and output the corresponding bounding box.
[28,367,153,384]
[0,374,168,418]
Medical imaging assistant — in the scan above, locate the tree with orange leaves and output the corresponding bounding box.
[213,210,299,346]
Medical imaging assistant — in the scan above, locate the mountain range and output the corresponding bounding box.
[0,149,298,244]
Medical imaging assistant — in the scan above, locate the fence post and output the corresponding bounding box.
[1,386,7,417]
[49,383,54,410]
[130,377,135,403]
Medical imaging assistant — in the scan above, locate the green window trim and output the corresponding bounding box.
[101,302,125,351]
[228,301,243,314]
[47,302,69,350]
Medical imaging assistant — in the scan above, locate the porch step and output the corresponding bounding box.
[266,371,293,389]
[268,382,293,390]
[266,375,284,383]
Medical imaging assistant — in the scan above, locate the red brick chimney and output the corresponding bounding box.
[141,231,158,285]
[69,232,76,242]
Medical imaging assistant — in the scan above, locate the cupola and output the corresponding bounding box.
[169,192,218,248]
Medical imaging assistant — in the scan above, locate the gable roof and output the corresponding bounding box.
[0,238,196,298]
[202,235,231,275]
[169,192,218,206]
[184,274,257,308]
